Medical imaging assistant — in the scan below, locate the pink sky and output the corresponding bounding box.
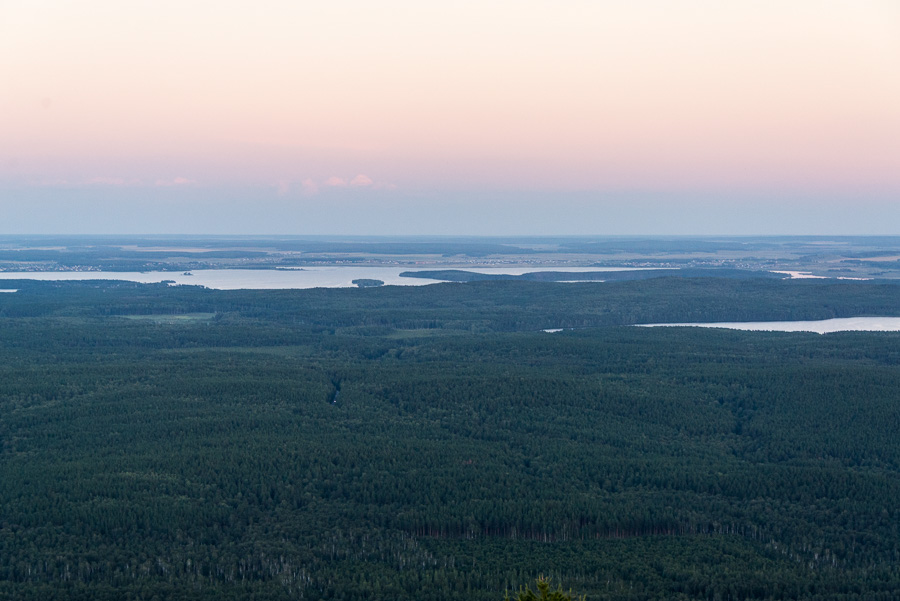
[1,0,898,233]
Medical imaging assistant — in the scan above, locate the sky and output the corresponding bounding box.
[1,0,899,235]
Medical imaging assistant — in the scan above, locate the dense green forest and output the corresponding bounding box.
[2,277,900,599]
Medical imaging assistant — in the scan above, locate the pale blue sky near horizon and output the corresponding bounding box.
[3,184,897,236]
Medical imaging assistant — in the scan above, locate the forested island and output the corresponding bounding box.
[352,278,385,287]
[2,274,900,599]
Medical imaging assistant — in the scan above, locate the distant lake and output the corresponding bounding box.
[638,317,900,334]
[0,266,637,290]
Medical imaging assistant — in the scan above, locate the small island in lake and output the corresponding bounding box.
[351,278,384,288]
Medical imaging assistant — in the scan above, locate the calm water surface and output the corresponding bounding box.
[0,266,635,290]
[638,317,900,334]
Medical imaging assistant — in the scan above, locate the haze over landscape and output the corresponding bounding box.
[6,4,900,601]
[2,0,899,234]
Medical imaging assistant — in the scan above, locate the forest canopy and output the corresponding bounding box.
[1,278,900,599]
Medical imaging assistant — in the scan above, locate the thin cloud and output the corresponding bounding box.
[64,177,145,187]
[322,174,396,191]
[280,175,396,195]
[349,174,373,187]
[85,177,127,186]
[301,178,319,196]
[155,177,196,187]
[276,180,291,196]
